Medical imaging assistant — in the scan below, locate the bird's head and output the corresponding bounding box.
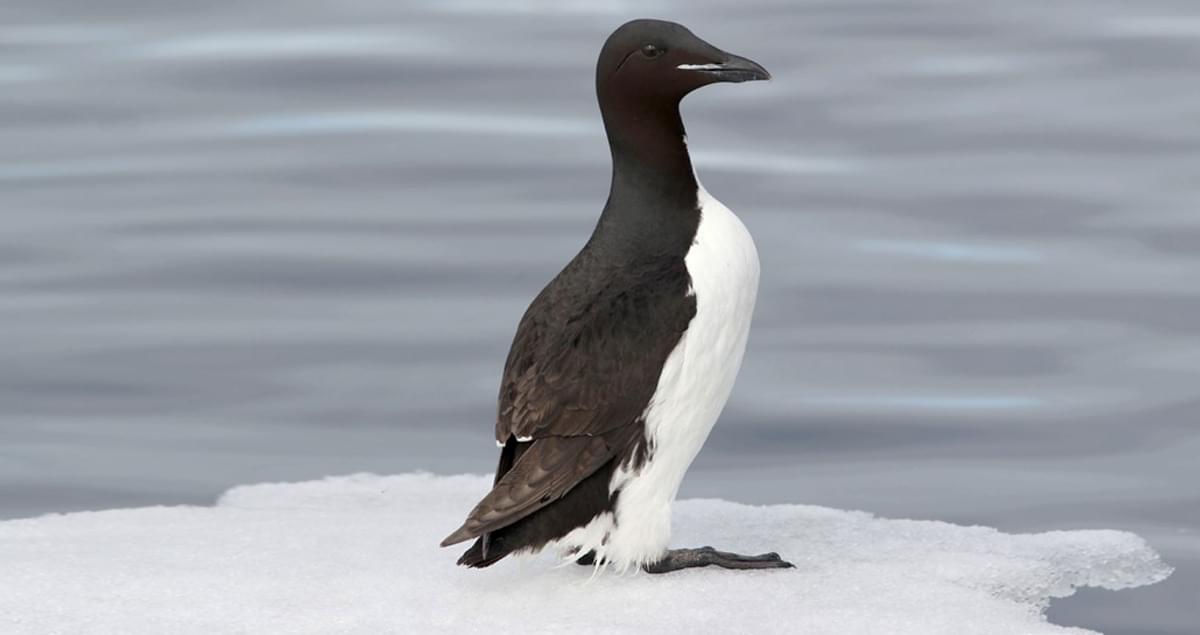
[596,19,770,106]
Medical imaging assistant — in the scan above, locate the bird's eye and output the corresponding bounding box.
[640,44,666,59]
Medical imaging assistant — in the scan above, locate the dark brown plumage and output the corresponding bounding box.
[440,248,696,561]
[439,18,771,569]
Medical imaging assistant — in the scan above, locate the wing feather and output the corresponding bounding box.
[440,435,613,546]
[441,253,695,548]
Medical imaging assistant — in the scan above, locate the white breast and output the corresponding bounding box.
[554,184,760,572]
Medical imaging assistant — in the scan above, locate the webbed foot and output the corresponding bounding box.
[643,546,794,574]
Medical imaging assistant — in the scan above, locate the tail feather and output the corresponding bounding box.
[442,427,640,569]
[456,534,510,568]
[440,435,611,547]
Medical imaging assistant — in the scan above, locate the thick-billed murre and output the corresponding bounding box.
[441,19,791,574]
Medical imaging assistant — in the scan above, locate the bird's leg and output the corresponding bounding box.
[643,546,794,574]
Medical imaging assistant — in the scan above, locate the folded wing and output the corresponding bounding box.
[440,254,696,549]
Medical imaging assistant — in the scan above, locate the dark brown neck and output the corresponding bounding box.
[602,97,696,202]
[589,93,700,258]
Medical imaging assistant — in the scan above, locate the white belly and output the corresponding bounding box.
[555,186,760,572]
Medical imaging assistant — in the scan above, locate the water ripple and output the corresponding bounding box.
[224,110,596,138]
[855,239,1044,264]
[140,30,435,60]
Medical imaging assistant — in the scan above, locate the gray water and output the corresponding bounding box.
[2,0,1198,632]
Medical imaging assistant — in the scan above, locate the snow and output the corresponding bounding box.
[0,473,1171,634]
